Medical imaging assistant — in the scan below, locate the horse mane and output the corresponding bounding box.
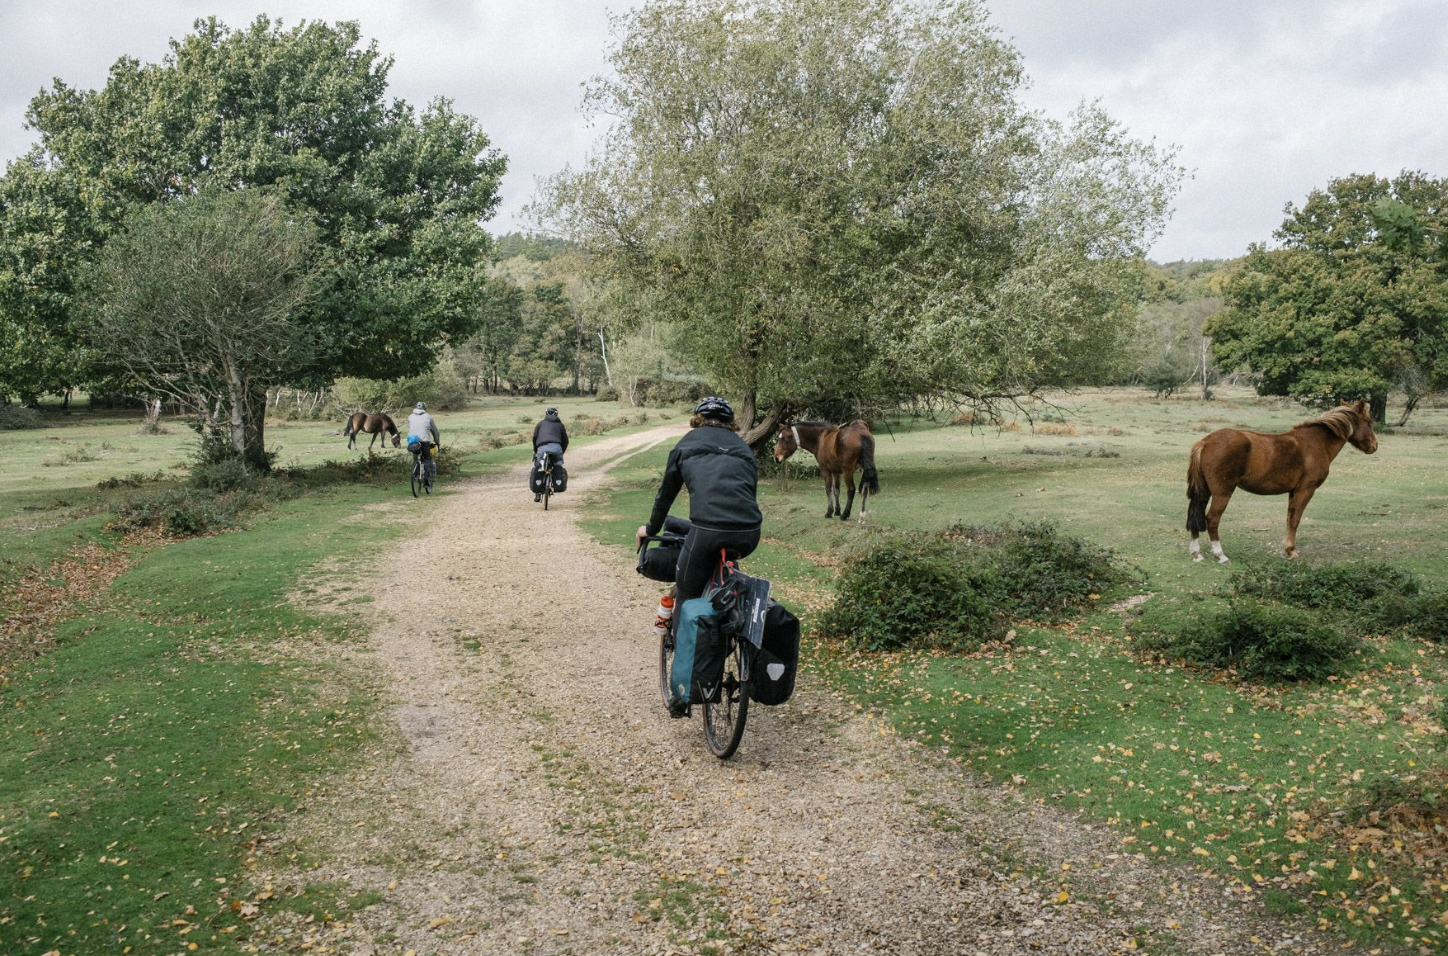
[790,420,829,428]
[1295,406,1359,440]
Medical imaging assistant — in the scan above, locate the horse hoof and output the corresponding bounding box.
[1216,555,1231,565]
[1192,553,1204,563]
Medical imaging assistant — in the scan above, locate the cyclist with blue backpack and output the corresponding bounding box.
[635,397,763,607]
[406,402,441,477]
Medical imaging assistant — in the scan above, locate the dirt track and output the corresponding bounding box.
[268,425,1344,956]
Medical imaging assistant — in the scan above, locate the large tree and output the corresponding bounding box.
[1210,171,1448,424]
[539,0,1181,443]
[85,190,318,468]
[0,16,505,415]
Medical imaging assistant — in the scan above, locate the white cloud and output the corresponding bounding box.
[2,0,1445,259]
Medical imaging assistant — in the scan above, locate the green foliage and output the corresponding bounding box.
[111,486,263,535]
[1227,561,1448,640]
[330,362,470,416]
[1211,171,1448,422]
[0,406,47,430]
[1148,598,1361,683]
[0,15,506,404]
[542,0,1182,431]
[819,522,1131,651]
[85,189,319,470]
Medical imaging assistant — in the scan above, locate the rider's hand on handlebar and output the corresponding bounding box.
[635,524,649,549]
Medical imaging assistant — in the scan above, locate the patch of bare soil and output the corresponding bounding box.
[260,425,1357,956]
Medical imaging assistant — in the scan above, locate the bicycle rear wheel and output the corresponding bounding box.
[410,458,422,498]
[702,636,751,759]
[543,469,551,510]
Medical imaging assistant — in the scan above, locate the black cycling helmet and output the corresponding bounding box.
[414,402,427,411]
[546,407,557,415]
[693,396,734,421]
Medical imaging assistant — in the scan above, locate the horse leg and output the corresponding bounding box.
[1284,486,1319,559]
[823,474,835,518]
[1205,489,1234,564]
[839,471,856,521]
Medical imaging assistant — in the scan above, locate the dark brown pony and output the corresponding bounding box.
[774,420,880,521]
[1186,401,1377,563]
[343,412,400,451]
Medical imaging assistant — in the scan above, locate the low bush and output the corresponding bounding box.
[111,487,262,536]
[0,406,47,430]
[191,456,259,492]
[96,471,166,490]
[595,385,620,402]
[1228,561,1441,639]
[1145,599,1361,683]
[819,522,1133,652]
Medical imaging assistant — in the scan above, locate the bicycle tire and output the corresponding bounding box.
[542,465,552,510]
[658,623,676,713]
[410,458,422,498]
[424,467,433,494]
[702,635,751,759]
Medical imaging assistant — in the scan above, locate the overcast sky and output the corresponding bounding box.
[2,0,1444,262]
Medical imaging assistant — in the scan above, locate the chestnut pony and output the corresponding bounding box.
[1186,401,1377,563]
[343,412,400,451]
[774,420,880,521]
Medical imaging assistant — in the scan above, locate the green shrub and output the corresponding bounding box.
[819,522,1133,651]
[1148,599,1360,683]
[191,456,258,492]
[96,471,166,490]
[1228,561,1437,638]
[595,385,620,402]
[0,406,47,430]
[112,487,258,536]
[817,533,1008,650]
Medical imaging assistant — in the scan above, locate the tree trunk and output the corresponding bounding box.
[737,389,783,454]
[597,330,613,387]
[1394,395,1420,427]
[1370,393,1388,424]
[242,382,271,471]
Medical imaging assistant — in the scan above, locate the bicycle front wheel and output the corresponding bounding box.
[703,637,751,759]
[658,624,676,713]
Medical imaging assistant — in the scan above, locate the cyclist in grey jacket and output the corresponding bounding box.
[636,397,763,607]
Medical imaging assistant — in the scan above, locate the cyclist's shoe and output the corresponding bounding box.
[534,493,541,502]
[667,700,690,719]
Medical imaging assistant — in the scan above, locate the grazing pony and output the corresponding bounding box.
[343,412,400,451]
[774,420,880,521]
[1186,401,1378,563]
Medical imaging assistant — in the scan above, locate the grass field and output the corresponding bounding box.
[581,386,1448,950]
[5,386,1448,951]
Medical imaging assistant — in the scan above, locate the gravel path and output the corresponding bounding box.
[265,425,1350,956]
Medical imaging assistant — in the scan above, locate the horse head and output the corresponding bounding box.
[773,424,798,463]
[391,432,401,448]
[1347,400,1378,454]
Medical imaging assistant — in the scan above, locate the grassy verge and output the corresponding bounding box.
[0,481,402,955]
[580,388,1448,950]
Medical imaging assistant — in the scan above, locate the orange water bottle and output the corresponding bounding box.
[653,594,675,638]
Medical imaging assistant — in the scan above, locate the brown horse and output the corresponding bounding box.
[1186,401,1378,563]
[343,412,400,451]
[774,420,880,521]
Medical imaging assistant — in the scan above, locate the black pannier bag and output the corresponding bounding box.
[550,463,568,493]
[750,601,800,706]
[528,462,548,495]
[637,542,681,582]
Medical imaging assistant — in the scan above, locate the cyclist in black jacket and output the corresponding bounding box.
[636,397,763,607]
[531,407,569,502]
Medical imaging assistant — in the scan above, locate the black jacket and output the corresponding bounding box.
[532,412,569,451]
[646,425,763,535]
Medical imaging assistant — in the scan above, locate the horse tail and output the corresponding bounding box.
[859,432,880,495]
[342,414,356,437]
[1186,442,1209,533]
